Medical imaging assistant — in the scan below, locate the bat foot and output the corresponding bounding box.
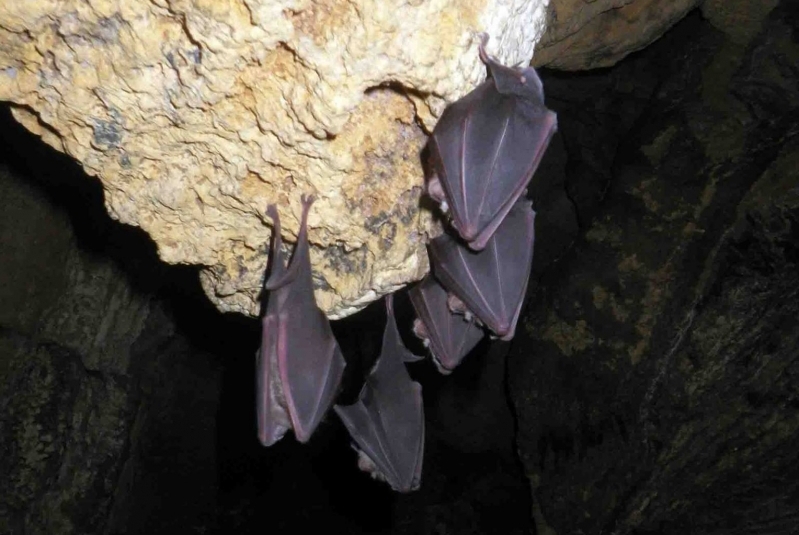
[300,193,316,208]
[477,32,491,64]
[266,204,279,222]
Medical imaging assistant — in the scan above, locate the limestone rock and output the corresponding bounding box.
[0,0,549,319]
[535,0,700,70]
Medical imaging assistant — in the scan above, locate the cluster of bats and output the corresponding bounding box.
[256,34,557,492]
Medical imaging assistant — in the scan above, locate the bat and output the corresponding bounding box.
[334,295,425,492]
[426,33,556,251]
[257,195,346,446]
[428,200,535,341]
[410,275,486,374]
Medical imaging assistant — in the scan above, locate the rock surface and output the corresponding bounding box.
[0,0,549,319]
[533,0,781,70]
[534,0,700,70]
[0,105,533,535]
[0,130,224,534]
[512,3,799,533]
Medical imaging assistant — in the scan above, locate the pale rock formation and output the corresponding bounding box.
[534,0,700,70]
[0,0,549,318]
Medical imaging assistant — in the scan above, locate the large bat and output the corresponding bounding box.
[410,275,485,374]
[426,34,556,251]
[334,295,425,492]
[428,200,536,341]
[257,195,346,446]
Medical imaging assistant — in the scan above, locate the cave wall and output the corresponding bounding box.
[0,121,224,534]
[0,103,534,535]
[1,1,798,534]
[511,3,799,533]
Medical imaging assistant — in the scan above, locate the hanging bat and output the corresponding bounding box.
[426,33,556,251]
[410,275,485,374]
[428,200,535,341]
[334,295,425,492]
[257,195,346,446]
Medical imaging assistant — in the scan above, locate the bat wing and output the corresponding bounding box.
[429,200,535,341]
[334,295,425,492]
[429,37,556,251]
[409,275,485,373]
[257,195,346,446]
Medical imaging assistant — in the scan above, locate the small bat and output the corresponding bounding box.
[428,200,535,341]
[426,33,556,251]
[257,195,346,446]
[334,295,425,492]
[410,275,485,374]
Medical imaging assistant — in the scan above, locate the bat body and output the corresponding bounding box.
[410,275,485,373]
[428,200,535,341]
[427,34,556,251]
[257,195,346,446]
[334,295,425,492]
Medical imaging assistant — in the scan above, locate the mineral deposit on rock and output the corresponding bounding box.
[0,0,549,318]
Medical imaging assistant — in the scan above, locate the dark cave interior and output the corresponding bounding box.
[0,97,531,533]
[1,4,798,534]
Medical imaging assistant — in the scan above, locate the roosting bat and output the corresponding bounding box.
[428,200,535,341]
[426,33,556,251]
[410,275,485,374]
[334,295,425,492]
[257,195,346,446]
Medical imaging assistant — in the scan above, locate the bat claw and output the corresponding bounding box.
[299,195,315,233]
[300,194,316,208]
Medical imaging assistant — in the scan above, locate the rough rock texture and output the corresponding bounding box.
[512,3,799,533]
[0,0,549,319]
[0,124,224,534]
[0,107,534,534]
[533,0,780,70]
[534,0,700,70]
